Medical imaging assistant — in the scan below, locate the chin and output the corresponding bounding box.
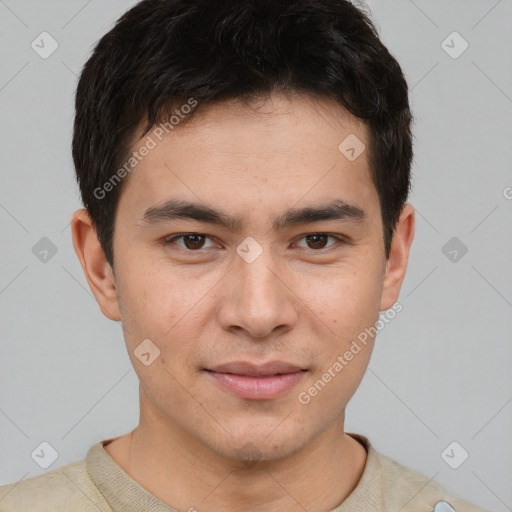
[203,423,310,464]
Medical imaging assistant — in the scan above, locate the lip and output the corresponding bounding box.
[209,361,304,376]
[204,361,307,400]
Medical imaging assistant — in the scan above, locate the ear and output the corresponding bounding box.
[379,203,415,311]
[71,209,121,321]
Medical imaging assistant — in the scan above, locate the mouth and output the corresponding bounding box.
[203,361,308,400]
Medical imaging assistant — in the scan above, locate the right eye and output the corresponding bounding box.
[164,233,219,252]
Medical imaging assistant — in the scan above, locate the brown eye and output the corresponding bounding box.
[296,233,342,250]
[165,233,216,251]
[182,234,206,250]
[305,234,329,249]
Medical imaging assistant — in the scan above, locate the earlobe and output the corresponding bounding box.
[379,203,415,311]
[70,209,121,321]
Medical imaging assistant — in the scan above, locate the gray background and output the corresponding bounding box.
[0,0,511,510]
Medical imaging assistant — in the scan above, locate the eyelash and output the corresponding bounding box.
[163,233,349,254]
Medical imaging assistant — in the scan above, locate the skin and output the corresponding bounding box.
[71,92,415,512]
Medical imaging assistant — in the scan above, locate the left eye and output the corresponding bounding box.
[165,233,343,251]
[295,233,341,250]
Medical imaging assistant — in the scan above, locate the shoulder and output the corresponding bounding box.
[0,458,111,512]
[345,433,491,512]
[375,448,490,512]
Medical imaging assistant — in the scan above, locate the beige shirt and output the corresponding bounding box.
[0,433,490,511]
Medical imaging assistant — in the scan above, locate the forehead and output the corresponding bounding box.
[117,93,379,225]
[167,92,368,157]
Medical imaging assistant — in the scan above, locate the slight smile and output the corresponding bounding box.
[203,361,308,400]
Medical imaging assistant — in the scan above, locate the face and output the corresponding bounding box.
[78,93,410,462]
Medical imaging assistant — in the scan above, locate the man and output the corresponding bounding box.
[0,0,490,510]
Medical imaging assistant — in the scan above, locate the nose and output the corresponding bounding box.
[216,244,299,339]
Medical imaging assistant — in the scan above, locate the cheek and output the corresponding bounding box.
[298,260,383,332]
[119,270,205,369]
[116,249,178,317]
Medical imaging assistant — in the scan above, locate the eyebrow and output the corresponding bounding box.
[138,198,367,231]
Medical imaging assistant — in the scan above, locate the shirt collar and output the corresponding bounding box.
[85,432,378,512]
[86,437,178,512]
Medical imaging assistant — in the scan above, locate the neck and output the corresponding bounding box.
[105,404,367,512]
